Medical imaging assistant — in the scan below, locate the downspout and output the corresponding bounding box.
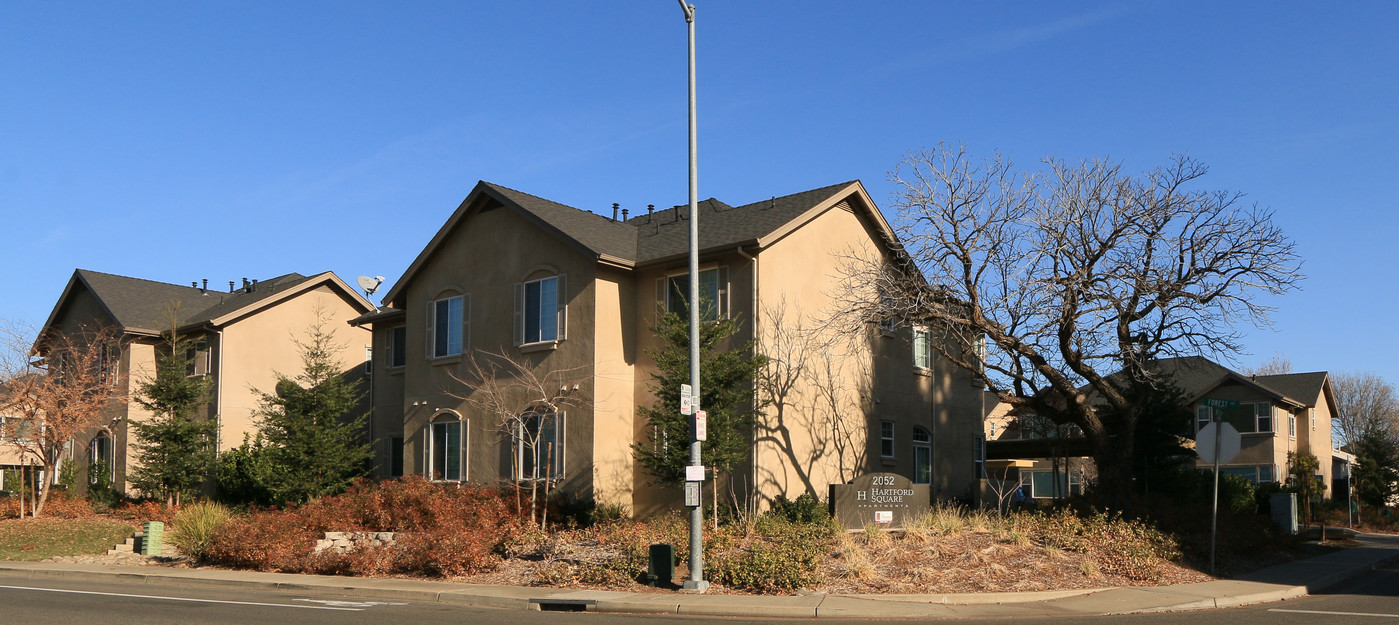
[214,328,224,453]
[737,245,758,513]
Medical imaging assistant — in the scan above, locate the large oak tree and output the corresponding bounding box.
[833,145,1302,510]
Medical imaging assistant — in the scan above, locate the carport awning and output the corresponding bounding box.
[986,438,1095,461]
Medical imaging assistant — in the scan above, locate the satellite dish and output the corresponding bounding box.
[357,275,385,296]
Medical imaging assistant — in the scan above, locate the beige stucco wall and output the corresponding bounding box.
[750,199,983,507]
[390,203,601,499]
[216,285,371,453]
[592,268,636,510]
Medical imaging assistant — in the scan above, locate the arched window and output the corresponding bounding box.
[426,411,466,482]
[913,427,932,485]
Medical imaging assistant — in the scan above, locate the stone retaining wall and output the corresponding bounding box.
[313,532,398,554]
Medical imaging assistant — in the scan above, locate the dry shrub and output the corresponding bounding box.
[168,501,232,560]
[205,509,318,572]
[106,500,175,523]
[1027,508,1180,582]
[205,477,525,577]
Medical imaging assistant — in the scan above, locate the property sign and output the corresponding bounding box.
[684,481,700,507]
[685,465,706,482]
[828,472,930,530]
[693,410,707,441]
[680,384,694,415]
[1202,398,1240,410]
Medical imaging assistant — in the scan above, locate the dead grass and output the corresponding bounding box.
[0,517,135,561]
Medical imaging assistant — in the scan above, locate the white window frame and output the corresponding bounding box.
[1255,402,1273,434]
[515,275,567,347]
[1196,406,1212,433]
[879,420,895,459]
[425,416,466,482]
[913,327,931,370]
[89,432,113,485]
[185,339,210,377]
[387,325,407,369]
[912,427,932,484]
[660,266,728,321]
[877,294,896,335]
[516,412,564,482]
[364,345,373,375]
[1288,412,1297,439]
[427,295,466,359]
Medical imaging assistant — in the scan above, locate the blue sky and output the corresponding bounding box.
[2,2,1396,383]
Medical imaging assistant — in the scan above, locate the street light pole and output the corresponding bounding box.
[678,0,708,593]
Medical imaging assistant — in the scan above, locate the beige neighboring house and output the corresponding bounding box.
[33,269,374,496]
[983,356,1348,501]
[351,180,986,515]
[0,395,43,492]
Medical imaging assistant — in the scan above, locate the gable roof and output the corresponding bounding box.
[1143,356,1317,409]
[382,179,892,304]
[38,269,373,344]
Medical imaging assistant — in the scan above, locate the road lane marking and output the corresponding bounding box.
[1269,609,1399,618]
[0,585,363,611]
[294,599,408,608]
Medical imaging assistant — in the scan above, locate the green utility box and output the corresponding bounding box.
[140,521,165,556]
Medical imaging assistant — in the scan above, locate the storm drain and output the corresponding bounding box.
[529,598,595,612]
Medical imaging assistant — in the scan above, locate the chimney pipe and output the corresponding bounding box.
[191,281,198,289]
[612,203,619,222]
[647,204,655,223]
[201,279,208,294]
[251,278,258,291]
[229,281,235,293]
[622,208,629,221]
[242,278,249,289]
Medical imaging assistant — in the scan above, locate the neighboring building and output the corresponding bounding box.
[983,356,1346,500]
[351,180,985,515]
[32,269,374,496]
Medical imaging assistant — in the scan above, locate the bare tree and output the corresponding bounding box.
[830,145,1302,511]
[1331,372,1398,449]
[447,349,589,528]
[0,323,127,517]
[1241,352,1293,377]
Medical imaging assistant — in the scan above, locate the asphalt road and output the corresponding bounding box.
[0,567,1396,624]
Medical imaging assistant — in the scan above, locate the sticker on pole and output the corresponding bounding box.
[680,384,694,415]
[694,410,707,441]
[685,481,701,507]
[686,465,706,482]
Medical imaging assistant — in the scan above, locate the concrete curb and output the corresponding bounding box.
[2,535,1397,620]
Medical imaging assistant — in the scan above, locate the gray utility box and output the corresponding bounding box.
[1271,493,1298,535]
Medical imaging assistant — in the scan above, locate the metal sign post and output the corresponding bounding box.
[678,0,708,593]
[1198,404,1241,576]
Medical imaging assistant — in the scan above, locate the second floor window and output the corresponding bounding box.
[388,326,406,368]
[663,267,727,321]
[880,421,895,458]
[429,295,465,358]
[913,328,931,369]
[185,340,209,376]
[516,275,566,346]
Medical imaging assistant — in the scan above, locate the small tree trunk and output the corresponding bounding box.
[1091,436,1134,513]
[541,442,553,531]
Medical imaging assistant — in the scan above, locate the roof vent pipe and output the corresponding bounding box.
[622,208,628,221]
[612,203,619,222]
[229,281,235,293]
[251,278,258,291]
[191,281,198,289]
[647,204,655,223]
[202,279,208,294]
[242,278,250,289]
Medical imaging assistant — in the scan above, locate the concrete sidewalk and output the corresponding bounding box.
[1,533,1396,619]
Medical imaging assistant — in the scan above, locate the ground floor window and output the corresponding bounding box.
[516,412,564,482]
[1220,464,1275,484]
[89,432,113,485]
[1021,469,1081,499]
[913,427,931,484]
[428,419,464,481]
[387,436,404,478]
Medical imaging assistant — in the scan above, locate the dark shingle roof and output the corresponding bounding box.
[72,270,313,334]
[481,182,639,261]
[1254,372,1328,406]
[628,181,858,263]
